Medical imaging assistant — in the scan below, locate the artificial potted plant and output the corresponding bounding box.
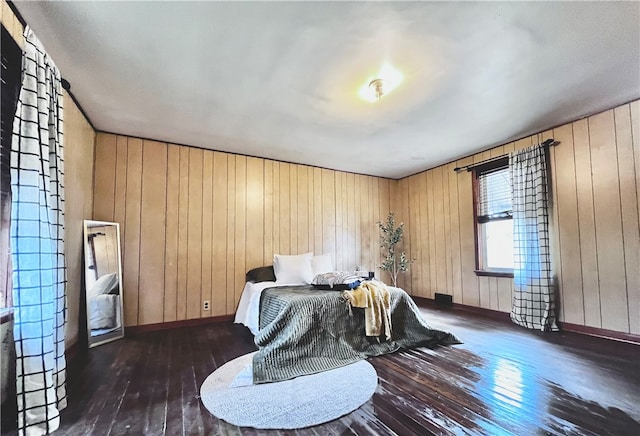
[378,212,413,287]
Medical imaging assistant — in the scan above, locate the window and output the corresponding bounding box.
[473,157,514,277]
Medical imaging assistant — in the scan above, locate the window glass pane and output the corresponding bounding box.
[478,167,511,220]
[485,220,513,269]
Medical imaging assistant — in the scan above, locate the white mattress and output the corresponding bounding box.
[234,281,299,334]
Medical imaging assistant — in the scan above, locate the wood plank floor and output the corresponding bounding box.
[2,304,639,435]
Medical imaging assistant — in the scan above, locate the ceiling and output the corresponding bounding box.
[14,1,640,179]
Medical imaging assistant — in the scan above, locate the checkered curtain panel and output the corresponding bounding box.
[10,26,67,436]
[509,144,558,332]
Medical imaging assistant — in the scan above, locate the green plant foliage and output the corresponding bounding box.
[377,212,414,287]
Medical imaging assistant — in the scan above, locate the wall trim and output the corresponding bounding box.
[95,130,396,181]
[402,97,640,179]
[65,339,81,363]
[125,314,234,335]
[412,295,511,322]
[412,295,640,345]
[558,322,640,345]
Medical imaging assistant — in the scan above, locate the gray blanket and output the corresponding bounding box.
[252,285,461,384]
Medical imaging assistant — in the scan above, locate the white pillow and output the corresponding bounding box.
[273,252,314,284]
[89,272,118,298]
[311,254,333,276]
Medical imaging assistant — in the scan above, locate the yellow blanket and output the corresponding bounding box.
[343,281,392,340]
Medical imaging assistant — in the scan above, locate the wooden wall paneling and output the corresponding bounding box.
[307,167,315,257]
[399,178,412,291]
[364,176,374,270]
[356,174,367,270]
[233,156,247,313]
[442,165,452,294]
[614,104,639,334]
[346,173,356,271]
[367,175,377,269]
[457,157,478,306]
[212,152,228,316]
[200,151,214,318]
[447,164,463,304]
[271,162,280,256]
[323,169,337,260]
[92,232,108,276]
[417,172,429,297]
[89,100,639,330]
[186,148,204,320]
[138,141,167,325]
[352,174,362,270]
[289,165,298,253]
[176,146,190,320]
[589,112,629,332]
[279,163,291,254]
[514,136,533,152]
[409,176,419,292]
[391,178,404,289]
[371,177,380,278]
[632,101,640,222]
[417,174,429,295]
[93,227,117,276]
[572,119,601,327]
[410,175,420,295]
[61,90,95,348]
[474,151,492,308]
[414,177,426,292]
[121,138,143,327]
[380,179,391,223]
[297,165,310,256]
[357,175,368,269]
[93,134,117,221]
[113,136,128,235]
[408,175,421,295]
[434,167,447,296]
[163,145,180,322]
[225,154,236,314]
[425,171,437,297]
[371,176,381,273]
[374,179,388,283]
[629,101,640,334]
[334,171,345,269]
[344,172,353,270]
[246,157,264,271]
[263,160,274,266]
[497,278,513,312]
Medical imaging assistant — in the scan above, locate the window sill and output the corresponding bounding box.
[474,270,514,278]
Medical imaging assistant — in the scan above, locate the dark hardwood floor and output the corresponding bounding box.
[2,304,639,435]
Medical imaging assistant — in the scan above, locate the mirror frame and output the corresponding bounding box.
[83,219,125,348]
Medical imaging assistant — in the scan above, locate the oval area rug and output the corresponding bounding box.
[200,352,378,429]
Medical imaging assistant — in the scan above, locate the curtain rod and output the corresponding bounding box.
[453,138,557,173]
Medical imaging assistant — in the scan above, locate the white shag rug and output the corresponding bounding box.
[200,352,378,429]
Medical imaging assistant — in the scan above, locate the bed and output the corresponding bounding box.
[234,253,461,384]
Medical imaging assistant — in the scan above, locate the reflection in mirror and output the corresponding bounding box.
[83,220,124,347]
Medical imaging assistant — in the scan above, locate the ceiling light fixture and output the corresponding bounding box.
[368,78,385,100]
[359,63,404,103]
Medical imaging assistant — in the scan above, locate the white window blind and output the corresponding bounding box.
[477,166,512,223]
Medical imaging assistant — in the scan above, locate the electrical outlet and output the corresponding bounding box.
[203,300,210,311]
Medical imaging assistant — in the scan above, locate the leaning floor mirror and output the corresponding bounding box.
[83,220,124,347]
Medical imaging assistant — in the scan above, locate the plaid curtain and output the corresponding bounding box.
[509,144,558,332]
[11,26,67,435]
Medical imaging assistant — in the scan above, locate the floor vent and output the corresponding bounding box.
[434,293,453,306]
